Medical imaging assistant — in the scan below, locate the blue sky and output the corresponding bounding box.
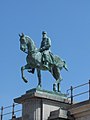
[0,0,90,110]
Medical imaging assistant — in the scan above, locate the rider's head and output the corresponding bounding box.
[42,31,47,39]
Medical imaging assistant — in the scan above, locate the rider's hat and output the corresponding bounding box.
[42,31,47,35]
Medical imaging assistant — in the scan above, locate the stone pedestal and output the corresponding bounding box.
[14,88,70,120]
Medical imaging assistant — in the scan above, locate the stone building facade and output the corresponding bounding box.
[13,88,90,120]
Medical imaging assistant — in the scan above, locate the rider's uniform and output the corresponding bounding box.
[39,33,53,68]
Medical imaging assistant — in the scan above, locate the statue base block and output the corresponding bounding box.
[14,88,70,120]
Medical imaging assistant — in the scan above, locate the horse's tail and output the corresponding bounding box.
[54,55,68,71]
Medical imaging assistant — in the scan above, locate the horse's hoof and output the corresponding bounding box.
[37,85,42,89]
[22,77,28,83]
[24,80,28,83]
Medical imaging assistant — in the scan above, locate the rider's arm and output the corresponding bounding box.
[47,37,51,48]
[40,38,51,52]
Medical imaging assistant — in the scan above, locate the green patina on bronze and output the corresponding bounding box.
[19,32,68,92]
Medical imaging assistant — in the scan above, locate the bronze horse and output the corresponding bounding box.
[19,33,68,92]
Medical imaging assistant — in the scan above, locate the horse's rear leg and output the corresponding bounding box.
[57,82,60,92]
[57,76,63,92]
[37,69,42,88]
[51,66,61,92]
[53,82,60,92]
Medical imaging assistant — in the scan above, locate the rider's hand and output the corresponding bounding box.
[38,48,43,52]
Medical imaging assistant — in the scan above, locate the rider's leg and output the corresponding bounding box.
[42,54,48,68]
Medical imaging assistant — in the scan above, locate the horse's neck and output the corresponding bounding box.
[28,47,38,56]
[27,39,38,54]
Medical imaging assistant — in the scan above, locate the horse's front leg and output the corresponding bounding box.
[37,69,42,88]
[21,64,29,83]
[28,68,35,74]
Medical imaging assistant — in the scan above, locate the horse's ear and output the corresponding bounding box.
[19,33,24,37]
[19,33,21,37]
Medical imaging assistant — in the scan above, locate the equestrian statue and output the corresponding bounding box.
[19,32,68,92]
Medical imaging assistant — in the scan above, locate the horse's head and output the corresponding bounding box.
[19,33,36,54]
[19,33,28,53]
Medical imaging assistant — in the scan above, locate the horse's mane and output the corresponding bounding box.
[25,35,37,50]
